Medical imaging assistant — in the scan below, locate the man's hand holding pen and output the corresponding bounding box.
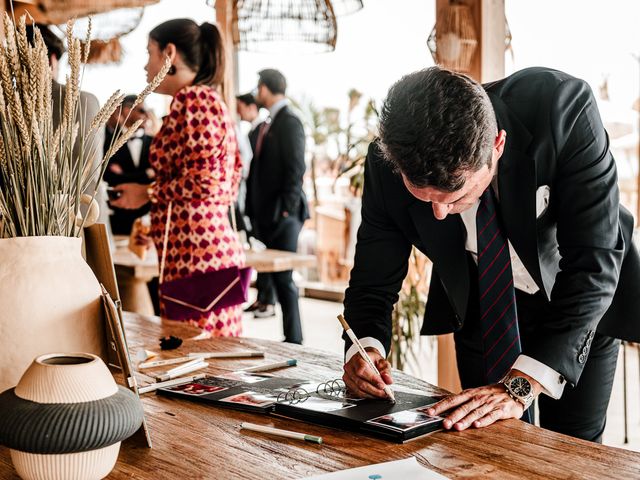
[342,347,393,399]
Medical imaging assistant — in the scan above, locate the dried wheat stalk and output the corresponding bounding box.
[0,14,168,238]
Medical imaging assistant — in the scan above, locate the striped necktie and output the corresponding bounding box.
[476,187,521,384]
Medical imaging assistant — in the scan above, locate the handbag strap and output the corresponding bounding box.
[158,187,240,285]
[159,201,173,285]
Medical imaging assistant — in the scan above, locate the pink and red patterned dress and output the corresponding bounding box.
[149,85,244,337]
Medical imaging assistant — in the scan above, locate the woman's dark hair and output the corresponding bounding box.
[149,19,225,87]
[379,66,497,192]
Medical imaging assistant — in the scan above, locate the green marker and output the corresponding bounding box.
[240,422,323,444]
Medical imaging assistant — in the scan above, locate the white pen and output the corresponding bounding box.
[239,359,297,373]
[139,355,193,369]
[240,422,323,444]
[155,360,208,382]
[138,374,207,394]
[187,351,265,359]
[337,314,396,403]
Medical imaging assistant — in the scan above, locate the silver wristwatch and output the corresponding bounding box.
[500,373,535,410]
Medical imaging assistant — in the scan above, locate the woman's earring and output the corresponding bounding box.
[168,65,176,75]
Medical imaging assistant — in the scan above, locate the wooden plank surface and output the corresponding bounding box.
[111,236,316,277]
[1,313,639,479]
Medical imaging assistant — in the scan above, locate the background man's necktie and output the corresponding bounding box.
[253,121,271,160]
[476,187,522,385]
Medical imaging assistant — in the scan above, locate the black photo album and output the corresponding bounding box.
[156,373,443,443]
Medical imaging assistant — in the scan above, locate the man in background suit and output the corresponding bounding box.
[103,95,153,235]
[246,69,309,344]
[236,93,276,318]
[342,66,640,442]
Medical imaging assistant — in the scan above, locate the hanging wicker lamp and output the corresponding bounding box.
[65,7,146,64]
[330,0,363,16]
[234,0,338,53]
[37,0,158,22]
[10,1,155,65]
[427,2,478,73]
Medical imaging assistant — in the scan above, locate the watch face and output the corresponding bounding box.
[510,377,532,397]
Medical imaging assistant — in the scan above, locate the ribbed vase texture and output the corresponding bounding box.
[11,444,120,480]
[0,353,143,480]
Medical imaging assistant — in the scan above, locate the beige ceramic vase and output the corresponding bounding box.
[0,353,143,480]
[0,236,106,392]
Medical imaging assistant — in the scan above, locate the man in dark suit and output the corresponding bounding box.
[104,95,154,235]
[236,93,276,318]
[246,69,309,344]
[342,66,640,443]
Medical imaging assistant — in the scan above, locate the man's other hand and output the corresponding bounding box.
[426,384,525,431]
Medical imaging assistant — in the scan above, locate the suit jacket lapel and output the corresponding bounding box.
[409,201,470,320]
[489,92,546,295]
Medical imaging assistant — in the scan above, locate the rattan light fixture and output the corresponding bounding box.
[10,0,157,64]
[427,1,478,73]
[330,0,363,16]
[65,7,146,64]
[41,0,157,20]
[233,0,338,53]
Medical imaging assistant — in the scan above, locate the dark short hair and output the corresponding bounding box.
[258,69,287,95]
[236,93,256,106]
[378,66,497,192]
[150,19,225,87]
[122,94,138,107]
[25,24,66,61]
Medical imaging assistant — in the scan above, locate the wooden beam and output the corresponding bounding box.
[215,0,236,113]
[435,0,505,82]
[434,0,505,394]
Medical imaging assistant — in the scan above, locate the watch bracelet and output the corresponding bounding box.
[500,377,533,410]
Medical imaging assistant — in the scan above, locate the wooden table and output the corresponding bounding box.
[111,236,316,314]
[2,313,639,479]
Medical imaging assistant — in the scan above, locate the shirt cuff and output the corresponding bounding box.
[512,354,566,399]
[345,337,386,364]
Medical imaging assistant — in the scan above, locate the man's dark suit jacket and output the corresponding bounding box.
[246,105,309,230]
[103,129,153,234]
[343,67,640,388]
[248,121,263,154]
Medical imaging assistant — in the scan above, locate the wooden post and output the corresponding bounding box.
[635,54,640,224]
[215,0,236,113]
[433,0,505,393]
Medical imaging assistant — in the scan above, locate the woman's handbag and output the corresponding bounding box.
[158,202,252,321]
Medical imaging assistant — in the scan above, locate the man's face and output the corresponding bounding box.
[121,104,148,128]
[402,131,506,220]
[236,100,255,122]
[254,84,267,108]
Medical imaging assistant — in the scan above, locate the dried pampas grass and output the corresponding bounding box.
[0,14,169,238]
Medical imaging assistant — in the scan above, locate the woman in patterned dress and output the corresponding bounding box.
[113,19,244,337]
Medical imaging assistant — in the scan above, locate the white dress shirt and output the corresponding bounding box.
[126,130,144,168]
[346,180,566,399]
[269,98,289,119]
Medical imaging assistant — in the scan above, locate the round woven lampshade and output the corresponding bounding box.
[234,0,337,54]
[330,0,363,16]
[59,7,146,64]
[427,3,478,73]
[67,7,144,41]
[38,0,158,23]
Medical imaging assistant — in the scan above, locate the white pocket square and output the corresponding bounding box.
[536,185,550,218]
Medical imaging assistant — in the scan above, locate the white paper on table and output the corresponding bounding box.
[305,457,449,479]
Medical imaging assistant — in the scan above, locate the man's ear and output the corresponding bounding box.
[494,129,507,159]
